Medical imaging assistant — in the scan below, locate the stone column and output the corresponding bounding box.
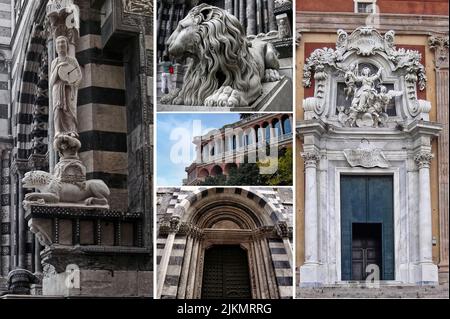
[256,0,263,34]
[157,1,164,39]
[47,39,56,173]
[9,168,15,269]
[253,237,268,298]
[267,0,277,31]
[225,0,233,14]
[17,171,25,269]
[239,0,246,27]
[185,236,200,299]
[157,217,180,298]
[415,151,439,285]
[429,35,449,282]
[177,233,194,298]
[234,0,239,17]
[34,237,42,274]
[246,0,256,35]
[299,151,321,286]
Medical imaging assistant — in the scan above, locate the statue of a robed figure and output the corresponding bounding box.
[23,32,110,207]
[49,35,82,139]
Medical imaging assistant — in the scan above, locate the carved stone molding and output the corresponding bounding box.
[414,151,434,169]
[428,35,449,69]
[122,0,153,16]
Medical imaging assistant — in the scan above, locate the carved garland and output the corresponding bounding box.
[303,27,428,119]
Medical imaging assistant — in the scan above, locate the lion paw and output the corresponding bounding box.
[204,86,244,107]
[264,69,282,82]
[160,88,181,105]
[85,197,108,206]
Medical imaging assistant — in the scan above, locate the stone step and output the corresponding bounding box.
[297,283,449,299]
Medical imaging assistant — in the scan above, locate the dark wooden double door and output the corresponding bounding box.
[341,176,394,281]
[201,245,251,299]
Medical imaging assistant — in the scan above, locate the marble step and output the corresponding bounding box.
[297,283,449,299]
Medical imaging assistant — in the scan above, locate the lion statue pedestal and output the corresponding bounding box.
[23,134,110,208]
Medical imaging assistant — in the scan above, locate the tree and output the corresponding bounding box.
[260,147,293,186]
[201,174,227,186]
[225,163,266,185]
[198,148,293,186]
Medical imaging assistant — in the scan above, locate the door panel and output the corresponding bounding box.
[341,176,394,281]
[201,245,251,299]
[351,223,382,280]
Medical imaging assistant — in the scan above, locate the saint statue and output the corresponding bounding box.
[351,66,383,112]
[339,65,402,127]
[49,36,82,139]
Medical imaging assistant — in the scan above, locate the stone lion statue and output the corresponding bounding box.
[22,171,110,206]
[160,4,281,107]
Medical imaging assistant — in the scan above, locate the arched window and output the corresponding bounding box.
[282,116,291,135]
[232,135,237,150]
[272,119,282,137]
[254,125,261,144]
[263,122,270,143]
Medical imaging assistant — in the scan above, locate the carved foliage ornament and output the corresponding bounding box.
[428,35,449,69]
[301,151,320,167]
[46,0,80,44]
[414,151,434,169]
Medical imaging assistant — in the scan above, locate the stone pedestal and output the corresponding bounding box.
[158,76,292,112]
[25,204,152,297]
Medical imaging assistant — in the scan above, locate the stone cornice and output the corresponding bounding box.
[296,12,449,35]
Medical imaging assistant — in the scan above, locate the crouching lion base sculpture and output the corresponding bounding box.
[23,171,110,206]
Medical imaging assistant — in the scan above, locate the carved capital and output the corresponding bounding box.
[169,216,181,233]
[46,0,80,45]
[296,30,301,47]
[414,151,434,169]
[301,151,320,167]
[428,35,449,69]
[275,221,291,238]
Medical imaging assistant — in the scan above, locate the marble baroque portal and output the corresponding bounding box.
[298,26,442,287]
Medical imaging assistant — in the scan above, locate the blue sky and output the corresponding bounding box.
[156,113,241,186]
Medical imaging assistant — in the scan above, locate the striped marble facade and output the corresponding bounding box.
[77,3,129,211]
[0,0,154,289]
[157,187,293,299]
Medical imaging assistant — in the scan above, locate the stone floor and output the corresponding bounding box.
[296,283,449,299]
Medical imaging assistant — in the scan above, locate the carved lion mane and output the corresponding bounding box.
[161,4,280,107]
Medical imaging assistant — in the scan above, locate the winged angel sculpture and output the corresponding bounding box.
[338,65,403,127]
